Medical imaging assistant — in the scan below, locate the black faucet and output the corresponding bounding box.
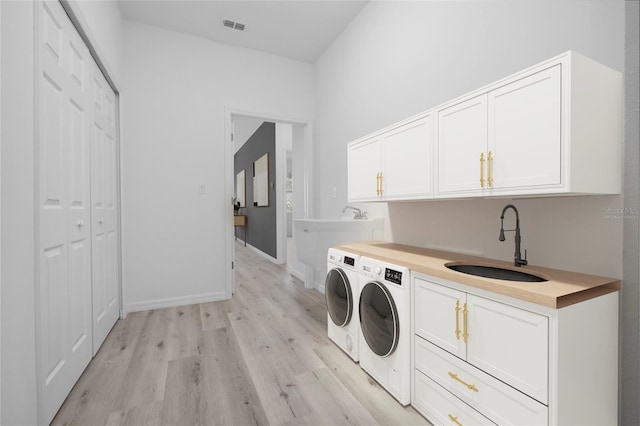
[499,204,528,267]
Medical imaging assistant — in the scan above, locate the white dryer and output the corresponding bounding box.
[325,248,360,361]
[358,256,411,405]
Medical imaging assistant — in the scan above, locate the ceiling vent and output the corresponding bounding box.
[223,19,246,31]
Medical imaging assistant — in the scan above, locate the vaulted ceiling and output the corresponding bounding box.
[118,0,368,63]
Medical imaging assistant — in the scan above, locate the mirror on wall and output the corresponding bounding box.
[253,152,269,207]
[236,169,246,208]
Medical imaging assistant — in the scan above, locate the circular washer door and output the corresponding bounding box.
[325,268,353,327]
[359,281,399,357]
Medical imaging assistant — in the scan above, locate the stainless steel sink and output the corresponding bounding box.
[445,263,548,282]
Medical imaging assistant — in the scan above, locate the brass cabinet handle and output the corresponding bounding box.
[376,173,380,196]
[448,371,479,393]
[379,172,383,196]
[487,151,493,187]
[454,300,461,340]
[448,414,463,426]
[479,153,485,187]
[462,302,469,343]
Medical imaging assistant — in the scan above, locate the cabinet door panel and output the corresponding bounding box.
[466,295,548,404]
[381,115,432,199]
[437,95,488,195]
[347,136,381,201]
[414,277,466,359]
[488,65,562,190]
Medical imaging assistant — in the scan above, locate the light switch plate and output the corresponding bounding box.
[199,183,207,194]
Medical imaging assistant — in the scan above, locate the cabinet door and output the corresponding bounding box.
[414,277,466,359]
[347,135,381,201]
[437,95,488,195]
[488,65,562,191]
[466,294,548,404]
[381,115,432,199]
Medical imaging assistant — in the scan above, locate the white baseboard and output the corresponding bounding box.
[244,242,283,264]
[125,291,228,314]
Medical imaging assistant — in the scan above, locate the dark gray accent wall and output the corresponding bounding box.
[621,2,639,424]
[234,122,277,258]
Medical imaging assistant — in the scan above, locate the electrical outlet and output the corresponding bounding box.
[199,183,207,194]
[332,186,337,199]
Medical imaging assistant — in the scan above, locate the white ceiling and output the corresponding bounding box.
[118,0,368,63]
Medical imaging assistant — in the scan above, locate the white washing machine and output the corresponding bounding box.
[358,256,411,405]
[325,248,360,362]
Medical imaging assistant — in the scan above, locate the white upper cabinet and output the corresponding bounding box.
[488,65,562,191]
[437,95,488,194]
[348,112,433,202]
[436,51,622,198]
[347,51,621,202]
[347,135,382,201]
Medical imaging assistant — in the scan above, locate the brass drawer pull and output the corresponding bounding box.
[448,371,479,392]
[448,414,463,426]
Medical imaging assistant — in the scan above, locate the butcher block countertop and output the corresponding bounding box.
[335,241,620,309]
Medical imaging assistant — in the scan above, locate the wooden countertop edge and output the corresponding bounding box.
[335,241,620,309]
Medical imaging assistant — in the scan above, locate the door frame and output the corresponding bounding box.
[224,108,313,295]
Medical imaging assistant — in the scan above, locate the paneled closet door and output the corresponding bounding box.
[91,63,120,354]
[37,1,93,422]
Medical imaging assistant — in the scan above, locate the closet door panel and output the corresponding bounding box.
[91,64,120,353]
[37,1,93,423]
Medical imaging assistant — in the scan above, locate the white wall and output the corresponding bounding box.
[1,3,38,424]
[313,0,625,278]
[288,125,308,279]
[122,21,314,312]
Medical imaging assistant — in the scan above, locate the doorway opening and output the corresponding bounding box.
[224,109,313,295]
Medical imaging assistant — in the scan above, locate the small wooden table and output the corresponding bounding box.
[234,214,247,246]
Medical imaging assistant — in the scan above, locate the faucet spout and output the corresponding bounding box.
[499,204,528,267]
[342,205,366,219]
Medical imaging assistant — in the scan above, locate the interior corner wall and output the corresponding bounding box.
[313,0,624,279]
[234,122,277,258]
[0,2,38,425]
[121,20,314,312]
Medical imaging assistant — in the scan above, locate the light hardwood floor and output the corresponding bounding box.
[53,242,429,426]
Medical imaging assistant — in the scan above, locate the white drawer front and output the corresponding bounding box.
[414,370,496,426]
[415,337,548,426]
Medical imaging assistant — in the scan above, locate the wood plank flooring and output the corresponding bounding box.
[52,242,429,425]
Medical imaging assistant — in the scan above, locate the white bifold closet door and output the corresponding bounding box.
[91,62,119,354]
[37,1,119,423]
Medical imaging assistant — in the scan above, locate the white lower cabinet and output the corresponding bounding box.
[411,272,619,425]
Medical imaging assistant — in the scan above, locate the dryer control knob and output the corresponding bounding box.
[375,266,382,276]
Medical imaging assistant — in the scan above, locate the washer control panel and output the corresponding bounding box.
[385,268,403,285]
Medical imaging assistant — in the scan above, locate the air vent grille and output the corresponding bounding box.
[222,19,246,31]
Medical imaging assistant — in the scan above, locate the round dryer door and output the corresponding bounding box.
[325,268,353,327]
[359,281,399,357]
